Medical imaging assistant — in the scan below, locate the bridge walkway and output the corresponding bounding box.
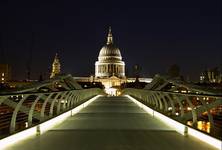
[5,96,216,150]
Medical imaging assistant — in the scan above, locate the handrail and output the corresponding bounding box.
[123,88,222,140]
[0,88,103,138]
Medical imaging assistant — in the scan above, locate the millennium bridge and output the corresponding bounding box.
[0,74,221,150]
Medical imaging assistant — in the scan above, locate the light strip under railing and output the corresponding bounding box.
[0,95,101,150]
[126,95,222,150]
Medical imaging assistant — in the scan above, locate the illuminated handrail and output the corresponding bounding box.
[122,88,222,139]
[0,88,103,137]
[126,95,222,150]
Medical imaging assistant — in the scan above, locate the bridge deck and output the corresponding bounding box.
[5,96,216,150]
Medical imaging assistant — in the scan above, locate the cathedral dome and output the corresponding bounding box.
[98,27,122,62]
[98,44,122,61]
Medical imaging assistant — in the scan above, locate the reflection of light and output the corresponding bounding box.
[0,95,101,149]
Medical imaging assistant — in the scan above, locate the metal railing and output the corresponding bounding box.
[0,88,103,138]
[123,88,222,139]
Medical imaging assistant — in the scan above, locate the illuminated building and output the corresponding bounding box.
[73,27,152,95]
[200,68,222,83]
[50,53,61,78]
[94,27,126,95]
[0,64,11,83]
[200,72,205,83]
[95,27,125,78]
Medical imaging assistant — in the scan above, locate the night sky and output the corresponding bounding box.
[0,1,221,81]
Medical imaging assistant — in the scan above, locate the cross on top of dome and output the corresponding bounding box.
[107,26,113,45]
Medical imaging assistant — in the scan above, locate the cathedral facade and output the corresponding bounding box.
[95,27,125,78]
[94,27,126,94]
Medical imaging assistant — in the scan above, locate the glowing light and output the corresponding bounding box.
[126,95,222,149]
[105,88,117,96]
[187,107,192,111]
[168,107,172,111]
[0,95,101,149]
[187,121,192,126]
[153,110,186,135]
[126,95,153,115]
[39,109,71,134]
[196,121,210,133]
[40,95,101,134]
[0,126,36,149]
[126,95,186,135]
[188,127,222,149]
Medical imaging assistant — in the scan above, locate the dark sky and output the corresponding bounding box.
[0,1,221,81]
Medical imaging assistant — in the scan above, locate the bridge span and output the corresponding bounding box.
[4,95,217,150]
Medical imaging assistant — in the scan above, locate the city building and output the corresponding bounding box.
[74,27,152,95]
[95,27,125,78]
[50,53,61,78]
[200,68,222,83]
[94,27,126,95]
[0,64,11,83]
